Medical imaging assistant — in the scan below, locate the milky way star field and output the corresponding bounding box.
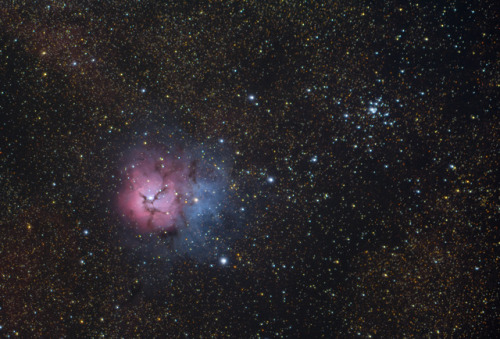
[0,1,498,337]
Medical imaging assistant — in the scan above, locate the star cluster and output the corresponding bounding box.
[0,1,498,337]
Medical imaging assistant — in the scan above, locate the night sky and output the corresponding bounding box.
[0,1,498,337]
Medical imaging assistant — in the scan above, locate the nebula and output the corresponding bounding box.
[117,145,227,235]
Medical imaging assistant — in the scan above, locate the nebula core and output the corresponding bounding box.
[117,145,227,235]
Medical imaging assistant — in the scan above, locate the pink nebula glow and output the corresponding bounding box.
[117,149,193,233]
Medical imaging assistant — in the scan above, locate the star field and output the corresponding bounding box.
[0,1,498,337]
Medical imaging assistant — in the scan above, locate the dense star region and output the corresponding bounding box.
[0,0,498,337]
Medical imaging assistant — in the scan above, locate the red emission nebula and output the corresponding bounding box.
[117,148,197,233]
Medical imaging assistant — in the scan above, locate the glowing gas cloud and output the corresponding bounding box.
[117,145,228,235]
